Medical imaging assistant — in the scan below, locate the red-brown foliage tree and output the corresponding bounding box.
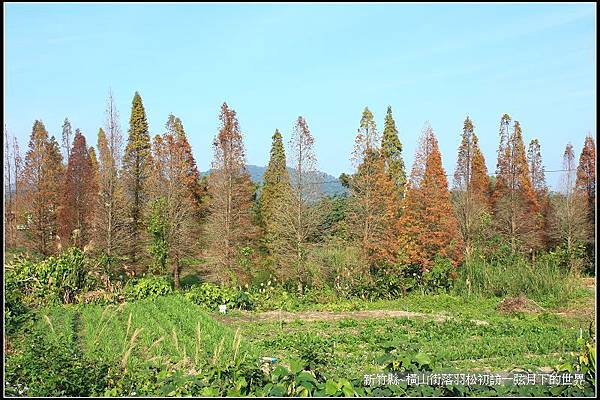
[21,121,64,255]
[348,107,399,267]
[59,129,98,249]
[576,134,596,225]
[492,115,540,254]
[205,103,257,284]
[399,123,464,270]
[452,117,491,257]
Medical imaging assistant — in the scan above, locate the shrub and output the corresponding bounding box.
[123,275,173,300]
[420,257,456,294]
[4,276,32,334]
[184,282,255,311]
[5,248,89,306]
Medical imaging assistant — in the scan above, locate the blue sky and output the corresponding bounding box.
[4,3,596,188]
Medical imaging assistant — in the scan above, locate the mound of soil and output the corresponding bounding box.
[497,294,544,314]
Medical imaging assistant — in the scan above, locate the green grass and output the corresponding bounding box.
[454,254,585,308]
[37,295,252,373]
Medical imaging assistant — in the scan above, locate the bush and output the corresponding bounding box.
[123,275,173,300]
[5,248,89,306]
[420,257,456,294]
[184,282,256,311]
[4,276,32,334]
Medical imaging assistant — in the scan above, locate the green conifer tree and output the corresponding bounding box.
[259,129,291,254]
[122,91,152,268]
[381,106,406,201]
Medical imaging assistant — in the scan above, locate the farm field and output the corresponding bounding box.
[222,297,593,377]
[5,285,595,397]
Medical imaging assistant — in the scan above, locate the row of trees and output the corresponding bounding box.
[4,91,597,289]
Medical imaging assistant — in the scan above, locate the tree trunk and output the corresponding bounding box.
[173,261,180,289]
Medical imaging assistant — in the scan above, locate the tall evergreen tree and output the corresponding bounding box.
[381,106,406,201]
[259,129,291,252]
[122,91,152,268]
[399,124,463,269]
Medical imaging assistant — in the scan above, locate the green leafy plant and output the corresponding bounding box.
[124,275,173,300]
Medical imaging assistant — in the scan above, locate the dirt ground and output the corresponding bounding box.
[216,309,490,326]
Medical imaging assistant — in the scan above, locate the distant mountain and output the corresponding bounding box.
[201,164,348,196]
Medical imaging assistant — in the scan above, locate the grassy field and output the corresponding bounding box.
[36,295,251,374]
[6,278,595,396]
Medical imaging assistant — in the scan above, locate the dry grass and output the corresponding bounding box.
[497,294,545,314]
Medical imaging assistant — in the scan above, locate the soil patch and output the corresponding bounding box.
[497,294,545,314]
[216,309,489,326]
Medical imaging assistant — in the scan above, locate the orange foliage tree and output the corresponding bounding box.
[21,121,64,255]
[452,116,491,257]
[576,134,596,225]
[398,123,464,271]
[147,114,201,288]
[348,107,399,267]
[492,114,540,254]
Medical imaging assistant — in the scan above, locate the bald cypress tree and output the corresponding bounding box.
[146,115,200,287]
[166,114,205,215]
[22,121,64,255]
[527,138,549,250]
[62,118,73,162]
[259,129,291,254]
[576,134,596,225]
[270,116,324,293]
[122,91,152,268]
[576,134,596,258]
[60,129,97,249]
[349,108,399,267]
[492,115,539,254]
[399,124,463,270]
[453,117,491,257]
[549,143,590,272]
[206,103,257,284]
[381,106,406,201]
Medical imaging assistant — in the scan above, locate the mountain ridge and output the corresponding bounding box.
[201,164,347,196]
